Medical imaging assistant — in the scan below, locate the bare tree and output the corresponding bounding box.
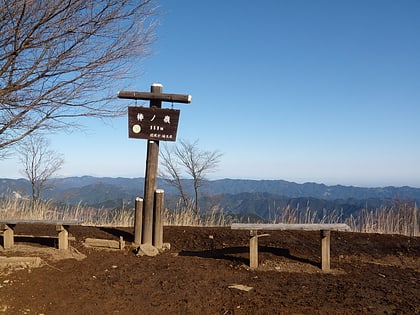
[159,139,222,214]
[17,134,64,203]
[0,0,157,154]
[159,142,191,210]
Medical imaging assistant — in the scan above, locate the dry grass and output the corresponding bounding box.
[270,202,418,237]
[346,202,419,236]
[164,205,230,227]
[271,204,344,224]
[0,197,134,227]
[0,196,418,236]
[0,198,77,221]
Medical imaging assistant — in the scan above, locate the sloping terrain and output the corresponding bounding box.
[0,225,419,314]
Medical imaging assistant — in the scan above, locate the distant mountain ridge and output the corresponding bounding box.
[2,176,420,202]
[1,176,419,220]
[205,179,420,200]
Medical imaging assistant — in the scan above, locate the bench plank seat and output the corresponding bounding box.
[231,223,350,231]
[0,219,80,250]
[0,219,80,225]
[231,223,350,271]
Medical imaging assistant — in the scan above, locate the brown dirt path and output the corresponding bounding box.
[1,225,419,314]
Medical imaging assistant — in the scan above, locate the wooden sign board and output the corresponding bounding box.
[128,106,180,141]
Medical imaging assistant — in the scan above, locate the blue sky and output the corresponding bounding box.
[2,0,420,187]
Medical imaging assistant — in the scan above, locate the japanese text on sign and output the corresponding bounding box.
[128,106,180,141]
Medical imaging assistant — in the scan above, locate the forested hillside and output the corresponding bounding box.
[1,176,419,221]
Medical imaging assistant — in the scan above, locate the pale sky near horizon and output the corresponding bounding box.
[1,0,420,188]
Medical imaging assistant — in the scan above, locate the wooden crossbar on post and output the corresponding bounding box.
[118,91,191,104]
[118,84,191,247]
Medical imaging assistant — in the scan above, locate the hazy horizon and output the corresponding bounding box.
[1,1,419,189]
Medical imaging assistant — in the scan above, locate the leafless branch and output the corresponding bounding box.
[17,134,64,203]
[159,139,223,214]
[0,0,157,151]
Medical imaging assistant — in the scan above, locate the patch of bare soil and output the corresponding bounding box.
[0,225,419,314]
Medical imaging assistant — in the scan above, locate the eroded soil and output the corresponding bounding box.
[0,224,419,314]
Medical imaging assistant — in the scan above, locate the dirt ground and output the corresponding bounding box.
[0,224,419,315]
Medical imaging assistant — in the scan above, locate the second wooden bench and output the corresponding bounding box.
[0,219,80,250]
[231,223,350,271]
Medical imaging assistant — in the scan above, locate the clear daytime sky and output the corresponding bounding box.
[2,0,420,188]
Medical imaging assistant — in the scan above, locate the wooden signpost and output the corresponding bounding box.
[128,107,180,141]
[118,84,191,249]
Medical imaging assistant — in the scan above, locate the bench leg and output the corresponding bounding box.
[56,225,69,250]
[1,224,15,249]
[320,230,331,271]
[249,230,259,269]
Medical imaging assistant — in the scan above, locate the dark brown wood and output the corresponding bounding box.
[128,106,180,141]
[142,84,162,245]
[118,90,191,103]
[119,83,191,246]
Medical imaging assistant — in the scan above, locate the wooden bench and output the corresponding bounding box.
[0,219,80,250]
[231,223,350,271]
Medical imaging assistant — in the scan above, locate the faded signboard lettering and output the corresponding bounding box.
[128,106,180,141]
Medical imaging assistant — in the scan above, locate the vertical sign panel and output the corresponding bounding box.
[128,106,180,141]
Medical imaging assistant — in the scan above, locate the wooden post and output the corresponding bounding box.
[1,224,15,249]
[413,204,418,237]
[142,84,162,245]
[118,84,191,247]
[153,189,164,249]
[320,230,331,271]
[134,197,143,245]
[57,225,69,250]
[119,236,125,250]
[249,230,259,269]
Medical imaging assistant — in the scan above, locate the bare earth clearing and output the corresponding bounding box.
[0,224,419,314]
